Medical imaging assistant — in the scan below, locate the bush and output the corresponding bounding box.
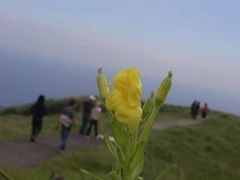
[0,96,91,115]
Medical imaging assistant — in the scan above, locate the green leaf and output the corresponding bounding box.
[155,164,172,180]
[139,92,155,132]
[139,107,159,147]
[108,162,122,180]
[112,121,129,148]
[101,124,119,161]
[115,144,125,166]
[129,142,145,180]
[141,92,154,120]
[80,169,104,180]
[109,171,121,180]
[0,168,12,180]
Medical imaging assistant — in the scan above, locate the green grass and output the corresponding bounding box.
[0,103,193,142]
[0,113,112,142]
[1,113,240,179]
[0,114,59,142]
[143,114,240,180]
[157,104,190,121]
[2,147,112,180]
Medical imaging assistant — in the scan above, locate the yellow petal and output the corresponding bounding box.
[113,71,129,94]
[105,90,123,111]
[113,67,141,98]
[115,103,142,124]
[128,80,142,107]
[126,67,141,83]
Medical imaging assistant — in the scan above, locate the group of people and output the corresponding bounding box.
[191,100,209,120]
[30,95,210,151]
[30,94,102,152]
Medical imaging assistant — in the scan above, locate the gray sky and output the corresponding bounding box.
[0,1,239,114]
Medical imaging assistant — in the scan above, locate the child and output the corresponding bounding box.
[58,99,77,151]
[86,101,102,138]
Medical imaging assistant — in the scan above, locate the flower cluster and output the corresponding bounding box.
[102,68,142,125]
[96,67,173,180]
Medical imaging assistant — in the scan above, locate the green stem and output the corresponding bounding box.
[123,123,139,180]
[140,106,159,147]
[131,123,139,154]
[123,137,131,180]
[0,168,11,180]
[147,106,159,129]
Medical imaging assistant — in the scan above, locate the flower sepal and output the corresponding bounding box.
[155,71,173,108]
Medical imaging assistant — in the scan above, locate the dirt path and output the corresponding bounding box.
[0,135,103,169]
[153,119,203,130]
[0,119,203,169]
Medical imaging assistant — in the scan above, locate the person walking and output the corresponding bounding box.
[79,95,96,136]
[86,101,102,138]
[201,103,209,119]
[30,95,47,142]
[191,100,197,119]
[194,102,201,119]
[58,99,77,151]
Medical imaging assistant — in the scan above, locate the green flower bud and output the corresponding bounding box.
[142,91,154,119]
[97,68,110,99]
[155,71,173,107]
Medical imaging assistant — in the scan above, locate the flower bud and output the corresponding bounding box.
[142,91,154,119]
[155,71,172,107]
[97,68,110,99]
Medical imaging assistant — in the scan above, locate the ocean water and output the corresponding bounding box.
[0,49,239,115]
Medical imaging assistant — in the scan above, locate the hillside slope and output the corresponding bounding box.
[1,113,239,179]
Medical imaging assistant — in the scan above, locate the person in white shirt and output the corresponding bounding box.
[86,100,102,138]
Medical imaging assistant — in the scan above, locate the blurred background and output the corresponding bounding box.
[0,0,239,114]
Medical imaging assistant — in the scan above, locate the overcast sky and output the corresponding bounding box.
[0,0,239,114]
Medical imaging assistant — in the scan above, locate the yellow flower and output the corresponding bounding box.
[106,67,143,124]
[97,68,110,99]
[105,90,123,110]
[115,103,142,124]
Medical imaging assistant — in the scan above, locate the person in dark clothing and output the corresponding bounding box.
[58,99,77,151]
[30,95,47,142]
[191,100,197,119]
[79,95,96,136]
[201,103,209,119]
[194,102,201,119]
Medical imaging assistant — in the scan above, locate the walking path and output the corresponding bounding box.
[0,119,203,169]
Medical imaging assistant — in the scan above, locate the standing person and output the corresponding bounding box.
[191,100,197,119]
[86,101,102,138]
[58,99,77,151]
[194,102,201,119]
[79,95,96,136]
[30,95,47,142]
[201,103,209,119]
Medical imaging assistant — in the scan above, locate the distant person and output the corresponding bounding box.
[79,95,96,136]
[58,99,77,151]
[30,95,47,142]
[86,100,102,138]
[194,102,201,119]
[191,100,197,119]
[201,103,209,119]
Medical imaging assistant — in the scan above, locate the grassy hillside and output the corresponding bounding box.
[1,113,240,179]
[0,96,190,118]
[0,100,194,142]
[1,98,237,179]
